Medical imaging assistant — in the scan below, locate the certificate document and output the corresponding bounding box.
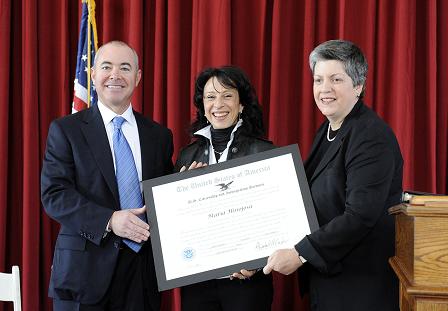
[143,144,318,290]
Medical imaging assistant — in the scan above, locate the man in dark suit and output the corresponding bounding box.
[41,41,173,310]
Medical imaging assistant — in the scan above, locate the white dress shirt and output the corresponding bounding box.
[97,101,142,186]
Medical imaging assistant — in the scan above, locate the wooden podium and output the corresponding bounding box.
[389,200,448,311]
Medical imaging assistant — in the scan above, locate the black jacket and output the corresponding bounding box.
[295,101,403,311]
[175,128,274,171]
[41,105,173,307]
[174,127,275,289]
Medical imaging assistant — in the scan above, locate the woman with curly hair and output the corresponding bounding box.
[175,65,274,311]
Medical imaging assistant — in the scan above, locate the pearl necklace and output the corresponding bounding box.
[327,123,337,142]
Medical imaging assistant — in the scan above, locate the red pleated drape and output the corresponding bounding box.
[1,0,447,310]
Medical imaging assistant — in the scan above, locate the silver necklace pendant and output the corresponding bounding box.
[327,123,337,142]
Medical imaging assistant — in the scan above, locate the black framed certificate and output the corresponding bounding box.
[143,144,318,291]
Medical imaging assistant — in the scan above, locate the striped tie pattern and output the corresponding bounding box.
[112,116,144,252]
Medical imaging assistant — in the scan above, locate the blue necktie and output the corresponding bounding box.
[112,116,144,252]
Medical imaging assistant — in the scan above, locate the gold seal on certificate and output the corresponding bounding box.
[143,144,318,291]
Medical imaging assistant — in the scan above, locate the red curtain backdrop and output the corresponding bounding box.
[1,0,447,310]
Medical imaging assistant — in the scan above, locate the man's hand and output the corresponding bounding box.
[263,248,303,275]
[110,206,150,243]
[180,161,207,172]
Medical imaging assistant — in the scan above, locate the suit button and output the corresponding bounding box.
[204,149,209,156]
[231,147,238,154]
[114,241,120,249]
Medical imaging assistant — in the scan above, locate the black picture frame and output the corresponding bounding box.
[143,144,318,291]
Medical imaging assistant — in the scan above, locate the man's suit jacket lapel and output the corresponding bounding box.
[135,111,155,181]
[80,105,120,207]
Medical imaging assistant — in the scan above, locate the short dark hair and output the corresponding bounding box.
[191,66,265,137]
[309,40,368,97]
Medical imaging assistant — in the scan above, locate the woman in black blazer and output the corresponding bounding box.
[264,40,403,311]
[176,66,274,311]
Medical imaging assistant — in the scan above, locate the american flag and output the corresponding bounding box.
[72,0,98,113]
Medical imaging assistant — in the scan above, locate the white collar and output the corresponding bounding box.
[194,118,243,140]
[97,100,136,127]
